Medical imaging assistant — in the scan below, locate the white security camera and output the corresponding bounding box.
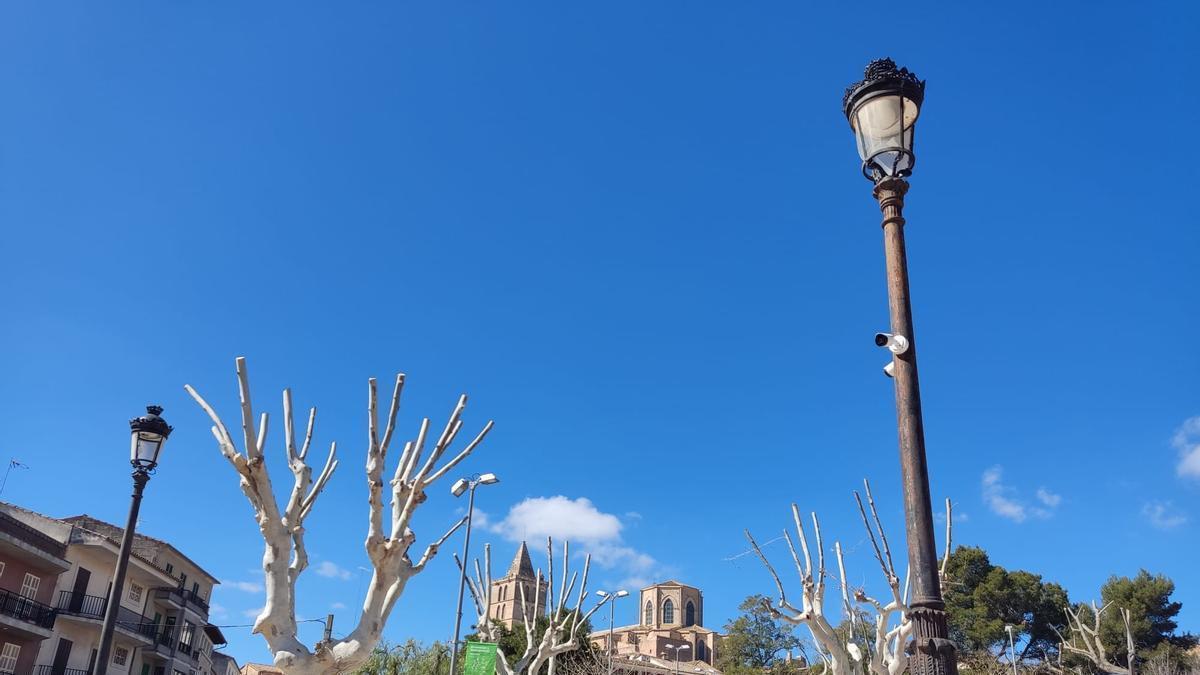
[883,361,895,378]
[874,332,910,355]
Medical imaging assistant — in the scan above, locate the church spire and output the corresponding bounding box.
[507,541,536,579]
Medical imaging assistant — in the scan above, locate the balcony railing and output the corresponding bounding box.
[153,586,209,613]
[34,666,92,675]
[0,587,57,629]
[55,592,155,640]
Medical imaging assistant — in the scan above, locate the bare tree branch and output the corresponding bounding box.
[184,357,491,675]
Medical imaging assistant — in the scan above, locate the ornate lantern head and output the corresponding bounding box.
[843,58,925,182]
[130,405,172,470]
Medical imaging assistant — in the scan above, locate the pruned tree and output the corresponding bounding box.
[457,538,614,675]
[745,481,953,675]
[186,357,492,675]
[1052,601,1137,675]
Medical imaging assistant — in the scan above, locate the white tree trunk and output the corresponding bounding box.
[747,480,952,675]
[1052,601,1136,675]
[186,357,491,675]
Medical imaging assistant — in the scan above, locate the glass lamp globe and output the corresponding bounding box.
[843,58,925,182]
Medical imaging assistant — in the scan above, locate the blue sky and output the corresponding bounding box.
[1,0,1197,666]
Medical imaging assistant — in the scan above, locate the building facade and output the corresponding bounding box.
[0,503,223,675]
[487,543,548,629]
[0,509,71,675]
[589,581,719,667]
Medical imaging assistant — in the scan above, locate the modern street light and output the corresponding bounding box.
[448,472,499,675]
[594,589,629,675]
[95,405,173,675]
[1005,625,1019,675]
[665,644,691,675]
[842,57,958,675]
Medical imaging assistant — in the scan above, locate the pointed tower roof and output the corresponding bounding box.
[506,541,536,579]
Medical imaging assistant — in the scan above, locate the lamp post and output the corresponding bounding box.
[448,472,499,675]
[95,405,173,675]
[1005,625,1019,675]
[842,58,957,675]
[665,644,691,675]
[595,589,629,675]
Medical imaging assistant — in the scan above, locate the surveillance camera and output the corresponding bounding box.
[874,332,909,355]
[883,361,895,378]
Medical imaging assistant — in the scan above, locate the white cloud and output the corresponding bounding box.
[456,506,491,529]
[492,496,623,543]
[1173,416,1200,479]
[982,467,1059,523]
[224,580,263,593]
[1036,488,1062,508]
[243,606,264,619]
[982,467,1027,522]
[315,562,353,580]
[491,496,662,586]
[1142,502,1188,530]
[331,602,348,610]
[209,602,229,619]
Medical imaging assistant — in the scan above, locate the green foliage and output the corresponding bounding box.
[355,639,452,675]
[465,614,599,675]
[1099,570,1196,666]
[942,546,1068,662]
[717,595,808,675]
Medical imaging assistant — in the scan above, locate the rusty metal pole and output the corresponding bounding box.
[873,175,958,675]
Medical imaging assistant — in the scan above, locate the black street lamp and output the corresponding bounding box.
[95,405,173,675]
[842,58,958,675]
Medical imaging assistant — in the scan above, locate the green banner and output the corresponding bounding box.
[463,641,499,675]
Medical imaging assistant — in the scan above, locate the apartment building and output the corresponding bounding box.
[0,503,224,675]
[0,509,71,675]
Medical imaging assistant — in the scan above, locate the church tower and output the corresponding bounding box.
[488,542,549,628]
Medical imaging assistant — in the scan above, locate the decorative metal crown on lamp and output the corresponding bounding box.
[843,58,925,182]
[129,405,172,470]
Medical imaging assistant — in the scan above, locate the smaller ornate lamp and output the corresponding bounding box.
[129,405,173,471]
[843,58,925,182]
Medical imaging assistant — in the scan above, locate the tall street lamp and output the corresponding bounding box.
[448,472,499,675]
[96,405,173,675]
[665,644,691,675]
[842,57,958,675]
[594,589,629,675]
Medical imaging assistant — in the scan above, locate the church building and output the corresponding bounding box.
[588,580,720,666]
[487,542,549,628]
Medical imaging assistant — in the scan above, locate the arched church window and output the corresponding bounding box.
[644,601,653,625]
[685,600,695,627]
[663,599,674,624]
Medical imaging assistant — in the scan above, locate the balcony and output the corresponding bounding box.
[34,666,91,675]
[152,586,209,614]
[0,587,56,630]
[55,592,155,643]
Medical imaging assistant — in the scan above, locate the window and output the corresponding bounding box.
[662,599,674,624]
[19,573,40,599]
[129,582,144,603]
[165,563,174,576]
[181,622,196,649]
[113,646,129,666]
[685,601,695,627]
[0,562,5,579]
[644,601,652,625]
[191,582,200,598]
[179,572,187,589]
[696,640,706,661]
[0,643,20,674]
